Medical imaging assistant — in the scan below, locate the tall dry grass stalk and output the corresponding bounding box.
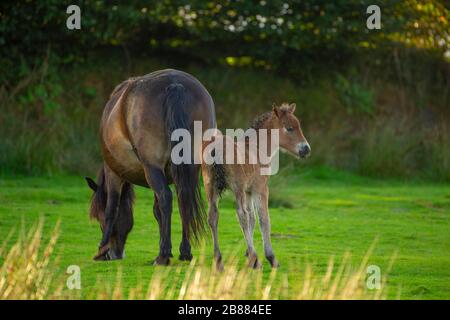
[0,219,60,299]
[0,222,391,300]
[97,246,391,300]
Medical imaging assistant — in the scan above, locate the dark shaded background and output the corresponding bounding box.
[0,1,448,179]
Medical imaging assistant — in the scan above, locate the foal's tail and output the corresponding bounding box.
[164,83,206,242]
[203,145,227,198]
[211,162,228,197]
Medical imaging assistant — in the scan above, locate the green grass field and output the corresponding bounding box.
[0,167,449,299]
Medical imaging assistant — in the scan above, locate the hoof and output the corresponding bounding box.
[216,262,224,272]
[179,253,193,261]
[251,259,262,269]
[93,253,109,261]
[248,254,261,269]
[267,255,279,268]
[93,245,110,261]
[215,255,224,271]
[153,255,171,266]
[107,249,123,260]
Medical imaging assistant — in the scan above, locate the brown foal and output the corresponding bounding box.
[201,103,310,270]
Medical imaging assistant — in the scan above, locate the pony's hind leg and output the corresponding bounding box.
[94,166,124,261]
[179,226,192,261]
[144,165,173,266]
[235,191,260,269]
[152,193,174,259]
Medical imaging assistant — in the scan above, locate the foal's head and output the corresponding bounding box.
[271,103,310,158]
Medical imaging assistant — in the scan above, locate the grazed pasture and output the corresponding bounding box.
[0,167,448,299]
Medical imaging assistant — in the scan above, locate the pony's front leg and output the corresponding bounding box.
[255,188,279,268]
[94,167,123,261]
[108,183,134,259]
[145,166,173,265]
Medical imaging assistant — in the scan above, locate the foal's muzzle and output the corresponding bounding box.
[298,142,311,158]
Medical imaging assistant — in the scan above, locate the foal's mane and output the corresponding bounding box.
[250,111,273,130]
[250,103,293,130]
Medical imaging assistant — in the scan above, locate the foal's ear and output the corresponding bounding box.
[85,177,98,192]
[288,103,296,113]
[272,103,281,118]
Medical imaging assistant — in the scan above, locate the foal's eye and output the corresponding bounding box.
[286,127,294,132]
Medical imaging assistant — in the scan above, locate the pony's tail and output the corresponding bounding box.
[164,83,207,243]
[89,168,107,224]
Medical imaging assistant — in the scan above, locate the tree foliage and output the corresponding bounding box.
[0,0,448,85]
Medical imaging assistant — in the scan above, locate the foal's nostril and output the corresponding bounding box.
[299,144,311,158]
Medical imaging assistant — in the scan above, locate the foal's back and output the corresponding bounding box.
[201,134,267,194]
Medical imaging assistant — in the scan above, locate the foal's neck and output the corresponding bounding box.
[249,112,279,166]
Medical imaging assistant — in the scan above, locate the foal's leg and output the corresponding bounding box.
[144,166,173,266]
[245,191,256,257]
[94,166,124,261]
[254,186,279,268]
[235,191,260,269]
[203,169,223,270]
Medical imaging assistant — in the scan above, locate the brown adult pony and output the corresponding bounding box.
[85,69,216,265]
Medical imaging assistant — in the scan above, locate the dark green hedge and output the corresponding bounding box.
[1,0,448,85]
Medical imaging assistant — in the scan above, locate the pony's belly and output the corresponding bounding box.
[121,169,148,187]
[103,134,148,187]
